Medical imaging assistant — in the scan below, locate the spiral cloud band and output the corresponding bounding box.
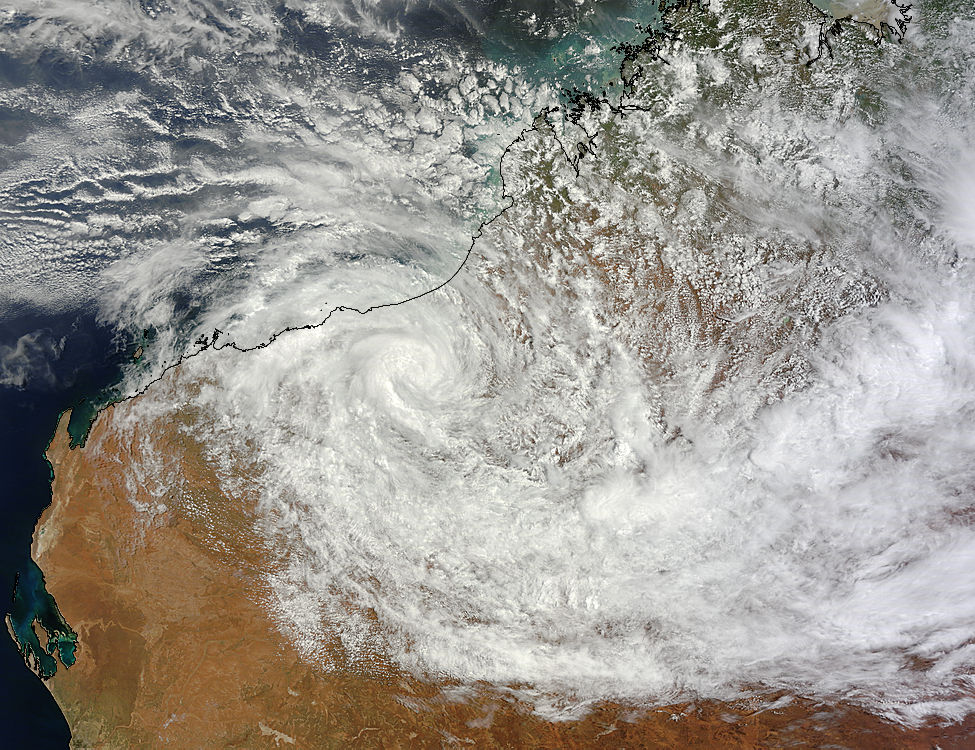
[61,0,975,726]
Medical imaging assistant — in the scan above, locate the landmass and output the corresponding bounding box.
[28,402,975,748]
[17,1,974,746]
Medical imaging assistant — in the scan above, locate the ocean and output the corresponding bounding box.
[0,309,129,748]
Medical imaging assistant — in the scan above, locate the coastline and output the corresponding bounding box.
[34,411,73,564]
[5,411,79,684]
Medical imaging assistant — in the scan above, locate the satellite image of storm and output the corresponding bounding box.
[2,0,975,747]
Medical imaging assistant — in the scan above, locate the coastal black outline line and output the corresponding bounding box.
[22,0,917,681]
[113,117,531,407]
[76,0,693,427]
[72,0,911,432]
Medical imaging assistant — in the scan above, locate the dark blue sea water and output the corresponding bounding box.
[0,307,128,749]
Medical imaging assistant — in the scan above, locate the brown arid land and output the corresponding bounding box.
[30,401,975,749]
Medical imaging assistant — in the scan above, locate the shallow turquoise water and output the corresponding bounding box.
[8,559,77,680]
[482,0,665,97]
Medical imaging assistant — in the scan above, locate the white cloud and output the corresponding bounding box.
[0,329,63,387]
[9,0,975,726]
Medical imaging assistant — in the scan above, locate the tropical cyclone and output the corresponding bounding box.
[26,0,975,745]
